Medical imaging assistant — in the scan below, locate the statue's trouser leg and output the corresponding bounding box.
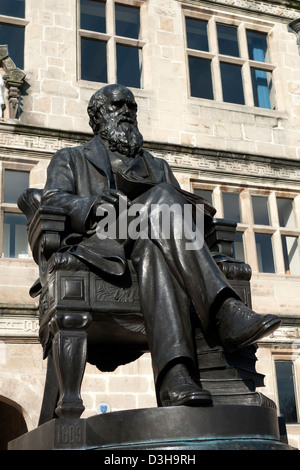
[129,183,239,385]
[131,237,195,387]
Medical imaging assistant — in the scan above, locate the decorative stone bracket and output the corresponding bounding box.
[0,44,26,119]
[289,18,300,53]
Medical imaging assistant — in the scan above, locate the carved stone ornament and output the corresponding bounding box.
[0,44,26,119]
[179,0,300,20]
[289,18,300,48]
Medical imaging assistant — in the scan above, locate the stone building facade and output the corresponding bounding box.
[0,0,300,449]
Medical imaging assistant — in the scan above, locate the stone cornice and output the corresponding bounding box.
[0,122,300,187]
[0,121,91,160]
[260,0,300,8]
[0,121,90,146]
[146,141,300,188]
[160,154,300,189]
[179,0,300,19]
[0,307,39,342]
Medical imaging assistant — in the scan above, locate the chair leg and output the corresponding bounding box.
[49,311,92,419]
[38,352,59,425]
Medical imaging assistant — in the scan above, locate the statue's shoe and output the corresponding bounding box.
[159,364,212,407]
[216,298,281,353]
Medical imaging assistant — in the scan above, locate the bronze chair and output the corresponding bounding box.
[18,187,272,425]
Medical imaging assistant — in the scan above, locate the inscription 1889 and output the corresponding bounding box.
[57,423,84,447]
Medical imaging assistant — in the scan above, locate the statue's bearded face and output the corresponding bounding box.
[97,86,143,157]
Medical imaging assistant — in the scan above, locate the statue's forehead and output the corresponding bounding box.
[105,86,135,103]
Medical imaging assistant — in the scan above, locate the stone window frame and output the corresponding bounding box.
[192,181,300,276]
[272,350,300,425]
[182,4,277,110]
[0,10,28,67]
[0,162,32,259]
[77,0,146,87]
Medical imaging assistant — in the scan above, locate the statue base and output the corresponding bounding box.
[8,405,294,450]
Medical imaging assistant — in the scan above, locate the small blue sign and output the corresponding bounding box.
[96,402,111,414]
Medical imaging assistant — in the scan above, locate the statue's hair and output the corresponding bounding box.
[87,88,107,135]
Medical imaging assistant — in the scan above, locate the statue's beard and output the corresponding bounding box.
[99,117,143,158]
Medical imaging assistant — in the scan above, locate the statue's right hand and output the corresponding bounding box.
[91,189,130,221]
[100,188,126,206]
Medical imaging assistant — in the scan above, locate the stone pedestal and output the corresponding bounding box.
[8,405,294,450]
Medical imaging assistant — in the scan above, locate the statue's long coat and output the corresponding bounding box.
[42,135,185,276]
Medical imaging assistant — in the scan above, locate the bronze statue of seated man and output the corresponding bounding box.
[41,84,281,408]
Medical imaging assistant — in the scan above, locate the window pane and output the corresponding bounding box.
[282,236,300,275]
[277,198,296,228]
[275,361,298,424]
[81,38,107,83]
[0,23,24,69]
[115,4,140,39]
[80,0,106,33]
[217,24,239,57]
[255,233,275,273]
[0,0,25,18]
[233,231,245,262]
[247,30,269,63]
[194,189,213,206]
[116,45,141,88]
[251,68,273,110]
[223,192,241,223]
[220,62,244,105]
[252,195,270,225]
[3,213,28,258]
[186,18,209,51]
[4,170,29,203]
[189,57,213,100]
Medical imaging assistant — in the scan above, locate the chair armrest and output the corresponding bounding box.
[215,258,252,281]
[28,206,68,263]
[205,218,237,257]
